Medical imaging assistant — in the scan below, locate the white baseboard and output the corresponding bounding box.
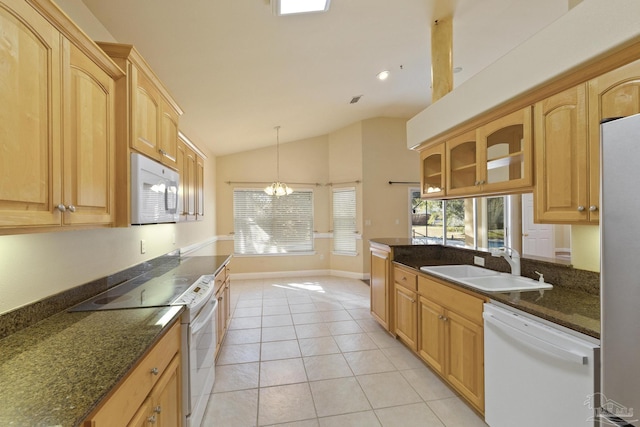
[231,269,368,281]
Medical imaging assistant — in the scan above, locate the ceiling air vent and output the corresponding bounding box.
[350,95,363,104]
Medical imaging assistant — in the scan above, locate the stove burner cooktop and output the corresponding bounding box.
[70,274,196,311]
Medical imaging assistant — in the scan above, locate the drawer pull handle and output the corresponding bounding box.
[148,415,157,424]
[150,367,159,375]
[154,405,162,414]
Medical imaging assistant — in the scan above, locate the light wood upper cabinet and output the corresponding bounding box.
[439,107,532,198]
[446,130,478,196]
[534,84,590,223]
[588,58,640,223]
[177,135,205,221]
[132,69,161,160]
[63,42,116,226]
[160,101,179,169]
[0,1,62,229]
[196,155,205,218]
[0,0,121,233]
[96,43,182,172]
[420,144,446,198]
[476,106,532,194]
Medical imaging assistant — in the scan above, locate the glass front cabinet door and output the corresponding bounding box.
[420,144,446,198]
[476,107,533,194]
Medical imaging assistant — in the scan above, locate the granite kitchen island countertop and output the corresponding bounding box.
[0,306,184,426]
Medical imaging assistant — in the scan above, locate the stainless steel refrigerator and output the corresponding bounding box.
[600,113,640,426]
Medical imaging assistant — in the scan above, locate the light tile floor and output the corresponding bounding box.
[201,276,489,427]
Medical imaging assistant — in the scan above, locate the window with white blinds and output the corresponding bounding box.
[233,189,314,254]
[332,187,357,255]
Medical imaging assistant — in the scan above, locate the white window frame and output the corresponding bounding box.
[233,188,314,255]
[332,187,358,256]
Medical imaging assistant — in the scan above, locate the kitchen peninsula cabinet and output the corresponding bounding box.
[418,274,486,414]
[84,321,182,426]
[370,244,392,331]
[0,0,122,233]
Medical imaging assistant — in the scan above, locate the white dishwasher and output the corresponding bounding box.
[483,302,600,427]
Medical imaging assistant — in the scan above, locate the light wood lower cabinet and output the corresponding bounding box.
[417,274,486,414]
[394,266,418,351]
[215,266,231,357]
[83,321,182,426]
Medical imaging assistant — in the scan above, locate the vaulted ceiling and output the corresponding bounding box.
[81,0,568,156]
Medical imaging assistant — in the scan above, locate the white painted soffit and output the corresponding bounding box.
[407,0,640,149]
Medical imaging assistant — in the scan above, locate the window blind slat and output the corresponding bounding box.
[333,187,356,254]
[234,189,314,254]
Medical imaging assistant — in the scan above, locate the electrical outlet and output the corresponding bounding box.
[140,239,146,254]
[474,256,485,266]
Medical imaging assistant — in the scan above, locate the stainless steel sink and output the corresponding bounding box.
[420,264,553,292]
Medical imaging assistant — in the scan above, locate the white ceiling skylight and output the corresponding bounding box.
[274,0,331,16]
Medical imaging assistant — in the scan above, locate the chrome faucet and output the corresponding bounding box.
[491,246,521,276]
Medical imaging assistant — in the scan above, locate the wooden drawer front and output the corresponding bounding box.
[86,321,181,426]
[394,267,417,291]
[418,276,484,324]
[214,267,226,293]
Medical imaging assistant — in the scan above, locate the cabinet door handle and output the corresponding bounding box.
[410,298,416,303]
[66,205,76,213]
[589,205,598,212]
[57,204,66,212]
[438,315,443,320]
[577,205,585,212]
[147,415,157,424]
[402,277,407,281]
[150,367,159,375]
[154,405,162,414]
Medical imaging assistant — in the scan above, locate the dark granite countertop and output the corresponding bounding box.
[369,239,600,339]
[393,261,600,339]
[0,254,231,426]
[0,306,184,426]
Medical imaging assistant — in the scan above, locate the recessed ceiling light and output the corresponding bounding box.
[274,0,331,16]
[377,70,390,81]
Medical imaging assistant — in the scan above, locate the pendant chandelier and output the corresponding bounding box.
[264,126,293,196]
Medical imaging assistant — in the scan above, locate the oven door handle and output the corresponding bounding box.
[191,298,218,335]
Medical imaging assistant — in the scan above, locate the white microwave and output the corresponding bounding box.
[130,153,180,224]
